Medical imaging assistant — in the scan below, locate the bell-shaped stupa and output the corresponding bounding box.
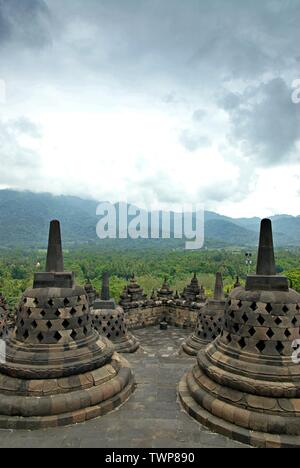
[182,272,225,355]
[119,274,147,308]
[181,274,201,303]
[84,278,97,306]
[157,277,174,301]
[91,272,139,353]
[179,219,300,448]
[0,221,135,429]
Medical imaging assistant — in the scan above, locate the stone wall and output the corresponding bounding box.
[125,304,200,330]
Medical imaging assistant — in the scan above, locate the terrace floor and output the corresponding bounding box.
[0,326,248,448]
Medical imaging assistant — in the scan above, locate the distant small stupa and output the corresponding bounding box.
[91,272,139,353]
[182,272,225,355]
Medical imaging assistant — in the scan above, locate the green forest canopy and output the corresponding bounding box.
[0,245,299,310]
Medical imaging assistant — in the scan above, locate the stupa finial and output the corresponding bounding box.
[46,220,64,272]
[101,272,110,301]
[256,218,276,276]
[214,272,224,301]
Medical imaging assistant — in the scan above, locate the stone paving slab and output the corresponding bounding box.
[0,326,248,448]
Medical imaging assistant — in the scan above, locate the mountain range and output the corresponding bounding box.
[0,190,299,248]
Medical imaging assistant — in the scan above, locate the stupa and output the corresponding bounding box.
[157,277,174,301]
[234,276,241,288]
[84,278,97,306]
[196,285,207,303]
[179,219,300,448]
[0,294,9,339]
[0,220,135,429]
[182,272,225,356]
[181,274,201,303]
[119,274,147,308]
[91,272,139,353]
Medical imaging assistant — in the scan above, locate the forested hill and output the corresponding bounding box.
[0,190,299,248]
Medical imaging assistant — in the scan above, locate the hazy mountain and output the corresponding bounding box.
[0,190,298,248]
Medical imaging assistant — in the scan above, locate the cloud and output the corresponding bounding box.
[0,0,52,48]
[179,130,211,152]
[221,78,300,167]
[0,1,299,217]
[0,118,41,187]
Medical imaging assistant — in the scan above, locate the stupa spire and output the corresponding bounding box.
[214,272,224,301]
[46,220,64,272]
[101,272,110,301]
[256,218,276,276]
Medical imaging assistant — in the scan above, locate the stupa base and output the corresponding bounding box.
[0,354,135,430]
[181,336,208,356]
[179,370,300,448]
[114,334,140,354]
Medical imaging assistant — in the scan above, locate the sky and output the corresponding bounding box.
[0,0,299,218]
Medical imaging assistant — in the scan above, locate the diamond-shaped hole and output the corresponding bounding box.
[226,334,232,343]
[37,332,44,343]
[233,323,239,333]
[31,320,38,329]
[275,317,282,326]
[48,299,54,307]
[62,319,70,329]
[238,337,246,349]
[276,341,284,354]
[257,315,265,326]
[54,331,62,342]
[238,301,243,308]
[292,317,297,326]
[282,305,289,313]
[70,308,77,316]
[64,298,70,306]
[78,317,83,326]
[46,321,52,329]
[284,329,291,338]
[249,327,256,337]
[266,328,274,339]
[250,302,258,311]
[242,313,248,323]
[70,330,77,340]
[40,310,46,317]
[256,341,266,353]
[265,303,273,313]
[23,330,29,340]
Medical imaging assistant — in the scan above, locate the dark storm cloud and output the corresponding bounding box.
[0,0,52,48]
[222,78,300,167]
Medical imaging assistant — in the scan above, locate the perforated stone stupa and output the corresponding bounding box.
[91,272,139,353]
[179,219,300,448]
[182,272,225,356]
[0,220,134,429]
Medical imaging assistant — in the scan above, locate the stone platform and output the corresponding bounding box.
[0,327,248,448]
